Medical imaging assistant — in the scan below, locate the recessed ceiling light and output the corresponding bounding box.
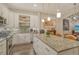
[33,4,37,7]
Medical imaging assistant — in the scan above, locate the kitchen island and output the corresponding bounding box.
[33,34,79,55]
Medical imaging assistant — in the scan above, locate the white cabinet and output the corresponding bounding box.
[2,6,9,20]
[13,33,31,45]
[0,36,13,55]
[73,48,79,55]
[59,47,79,55]
[0,6,2,16]
[0,40,6,55]
[58,49,74,55]
[0,4,10,25]
[33,37,79,55]
[33,37,57,55]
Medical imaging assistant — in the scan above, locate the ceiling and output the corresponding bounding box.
[3,3,79,16]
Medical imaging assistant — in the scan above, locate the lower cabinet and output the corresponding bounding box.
[0,35,13,55]
[73,48,79,55]
[13,33,31,45]
[58,47,79,55]
[0,40,6,55]
[6,36,13,55]
[33,37,57,55]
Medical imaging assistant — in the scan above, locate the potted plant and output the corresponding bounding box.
[46,31,50,37]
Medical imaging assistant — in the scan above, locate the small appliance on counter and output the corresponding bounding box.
[40,29,45,34]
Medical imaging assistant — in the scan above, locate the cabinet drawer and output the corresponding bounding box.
[0,49,6,55]
[58,49,74,55]
[45,47,57,55]
[0,51,3,55]
[73,47,79,55]
[0,41,6,45]
[0,49,3,52]
[0,46,6,51]
[0,44,3,47]
[33,37,58,55]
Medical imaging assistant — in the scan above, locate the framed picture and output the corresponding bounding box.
[63,19,69,31]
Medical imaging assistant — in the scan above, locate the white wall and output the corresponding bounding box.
[1,4,78,44]
[55,19,63,35]
[0,4,41,30]
[0,4,41,44]
[7,12,40,30]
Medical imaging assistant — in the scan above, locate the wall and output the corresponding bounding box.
[9,11,40,44]
[6,12,40,30]
[55,19,63,35]
[0,4,41,44]
[1,4,78,44]
[0,4,41,30]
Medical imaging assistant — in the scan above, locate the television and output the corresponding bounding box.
[74,24,79,32]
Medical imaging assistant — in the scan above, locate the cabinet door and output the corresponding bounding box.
[0,6,2,16]
[33,37,57,55]
[38,39,57,55]
[13,33,31,44]
[0,40,6,55]
[33,37,39,54]
[0,44,3,54]
[73,47,79,55]
[2,6,9,19]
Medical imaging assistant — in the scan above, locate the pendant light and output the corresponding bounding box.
[47,17,51,21]
[73,3,77,20]
[47,3,51,21]
[56,9,61,18]
[41,3,45,22]
[42,19,45,22]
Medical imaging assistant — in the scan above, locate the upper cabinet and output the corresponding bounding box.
[1,6,9,20]
[0,16,6,25]
[0,5,7,25]
[0,4,13,26]
[0,4,9,25]
[0,4,3,16]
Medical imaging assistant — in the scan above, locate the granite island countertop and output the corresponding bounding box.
[35,34,79,53]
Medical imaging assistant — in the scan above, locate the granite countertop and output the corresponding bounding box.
[0,31,15,42]
[35,34,79,53]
